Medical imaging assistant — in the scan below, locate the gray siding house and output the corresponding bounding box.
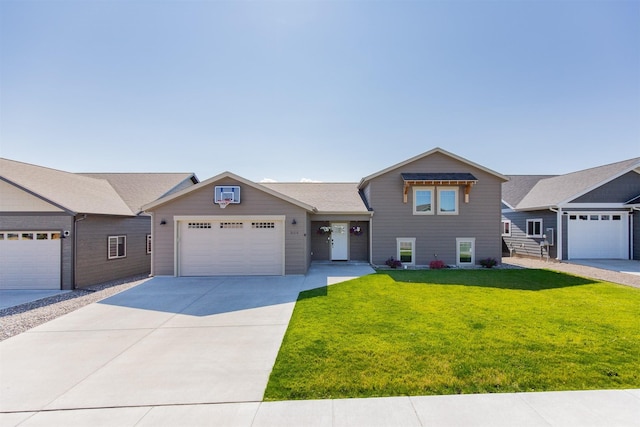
[0,159,197,290]
[144,147,507,276]
[502,157,640,261]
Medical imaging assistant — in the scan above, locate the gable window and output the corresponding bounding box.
[108,236,126,259]
[526,219,543,237]
[502,219,511,236]
[413,187,434,215]
[146,234,152,254]
[438,187,458,215]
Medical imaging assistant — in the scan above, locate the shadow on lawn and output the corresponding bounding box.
[381,268,597,291]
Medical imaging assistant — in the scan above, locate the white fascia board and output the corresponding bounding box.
[560,203,632,209]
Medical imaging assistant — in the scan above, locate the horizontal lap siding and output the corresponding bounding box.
[502,210,557,259]
[149,181,309,275]
[0,214,74,289]
[368,152,504,266]
[75,215,151,287]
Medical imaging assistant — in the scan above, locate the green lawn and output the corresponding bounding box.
[264,269,640,400]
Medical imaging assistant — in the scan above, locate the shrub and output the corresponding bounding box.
[479,257,498,268]
[429,260,446,269]
[385,257,402,268]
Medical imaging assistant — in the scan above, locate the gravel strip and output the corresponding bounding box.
[0,275,151,341]
[502,257,640,289]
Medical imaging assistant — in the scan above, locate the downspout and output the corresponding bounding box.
[549,207,562,261]
[149,212,155,277]
[368,211,374,267]
[631,207,639,259]
[73,214,88,289]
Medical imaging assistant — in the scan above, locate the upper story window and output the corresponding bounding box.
[526,219,543,237]
[413,187,434,215]
[108,235,126,259]
[438,187,458,215]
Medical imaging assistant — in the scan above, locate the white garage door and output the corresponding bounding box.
[0,231,61,289]
[178,218,284,276]
[568,213,629,259]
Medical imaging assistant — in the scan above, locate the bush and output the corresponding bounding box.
[429,260,446,269]
[479,257,498,268]
[385,257,402,268]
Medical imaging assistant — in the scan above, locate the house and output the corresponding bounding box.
[0,158,198,290]
[143,147,507,277]
[501,157,640,261]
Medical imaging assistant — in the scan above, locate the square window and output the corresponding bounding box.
[438,188,458,215]
[413,187,433,215]
[502,219,511,236]
[526,219,543,237]
[108,236,126,259]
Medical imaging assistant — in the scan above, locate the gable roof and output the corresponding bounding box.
[513,157,640,210]
[0,158,198,216]
[261,182,369,213]
[142,171,317,212]
[81,173,198,214]
[358,147,508,188]
[501,175,556,209]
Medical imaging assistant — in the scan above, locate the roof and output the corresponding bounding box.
[1,158,197,216]
[501,175,556,209]
[261,182,369,213]
[510,157,640,210]
[359,147,508,188]
[81,173,198,214]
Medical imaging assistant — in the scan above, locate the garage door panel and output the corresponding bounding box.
[568,213,628,259]
[179,219,284,276]
[0,232,61,290]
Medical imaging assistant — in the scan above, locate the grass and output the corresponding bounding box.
[264,269,640,400]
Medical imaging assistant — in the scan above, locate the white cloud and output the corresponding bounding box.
[300,178,322,183]
[260,178,278,183]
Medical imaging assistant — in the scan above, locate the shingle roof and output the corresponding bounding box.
[81,173,197,214]
[1,158,197,216]
[502,175,556,209]
[511,157,640,210]
[261,182,369,213]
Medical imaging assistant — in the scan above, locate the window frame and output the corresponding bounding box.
[413,187,434,215]
[526,219,543,237]
[456,237,475,267]
[501,219,511,237]
[108,235,127,259]
[437,187,459,215]
[396,237,416,266]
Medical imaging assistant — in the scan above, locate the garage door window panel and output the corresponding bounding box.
[108,236,126,259]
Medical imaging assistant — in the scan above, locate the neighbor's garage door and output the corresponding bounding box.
[568,213,629,259]
[0,231,61,289]
[178,219,284,276]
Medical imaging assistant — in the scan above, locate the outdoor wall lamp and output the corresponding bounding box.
[160,219,167,225]
[291,218,297,225]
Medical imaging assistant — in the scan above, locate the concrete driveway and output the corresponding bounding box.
[0,264,375,413]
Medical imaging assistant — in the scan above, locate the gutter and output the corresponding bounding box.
[549,207,562,260]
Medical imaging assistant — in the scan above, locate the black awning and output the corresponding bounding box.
[401,173,478,183]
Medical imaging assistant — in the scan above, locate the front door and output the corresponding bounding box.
[331,223,348,261]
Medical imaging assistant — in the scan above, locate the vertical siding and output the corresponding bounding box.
[502,210,557,259]
[0,214,74,289]
[366,152,504,266]
[148,180,309,275]
[75,215,151,287]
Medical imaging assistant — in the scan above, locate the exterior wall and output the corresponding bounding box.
[366,152,504,266]
[310,220,370,261]
[571,172,640,203]
[75,215,151,287]
[0,213,75,289]
[148,180,309,275]
[502,210,557,259]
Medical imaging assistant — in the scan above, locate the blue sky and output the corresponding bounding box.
[1,0,638,182]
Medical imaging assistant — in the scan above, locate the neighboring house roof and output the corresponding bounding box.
[142,171,317,212]
[262,182,369,213]
[501,175,556,209]
[0,158,198,216]
[81,173,198,214]
[510,157,640,211]
[358,147,508,188]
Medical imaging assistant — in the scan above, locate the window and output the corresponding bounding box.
[188,222,211,229]
[502,219,511,236]
[220,222,243,229]
[396,238,416,265]
[413,187,434,214]
[526,219,543,237]
[456,238,475,267]
[108,236,126,259]
[252,222,275,229]
[437,187,458,215]
[146,234,152,254]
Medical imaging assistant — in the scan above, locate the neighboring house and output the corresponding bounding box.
[143,147,507,277]
[0,158,198,290]
[501,157,640,261]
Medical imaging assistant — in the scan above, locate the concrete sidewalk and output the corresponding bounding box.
[3,389,639,426]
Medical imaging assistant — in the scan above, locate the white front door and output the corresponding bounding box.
[331,223,348,261]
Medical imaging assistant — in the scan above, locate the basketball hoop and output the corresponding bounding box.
[217,199,232,209]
